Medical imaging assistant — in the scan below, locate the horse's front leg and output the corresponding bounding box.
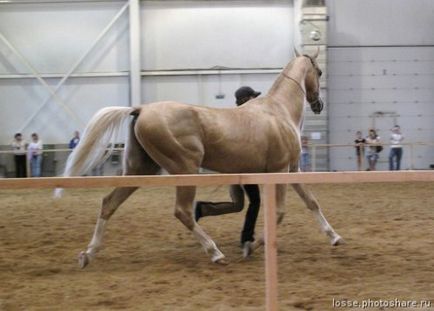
[175,186,227,264]
[292,183,344,246]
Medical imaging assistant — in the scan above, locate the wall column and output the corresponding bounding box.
[129,0,141,106]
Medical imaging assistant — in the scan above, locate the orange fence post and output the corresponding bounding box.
[263,183,278,311]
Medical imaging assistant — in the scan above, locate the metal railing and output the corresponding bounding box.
[0,142,433,177]
[307,142,434,171]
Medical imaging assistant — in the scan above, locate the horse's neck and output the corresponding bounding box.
[268,58,308,127]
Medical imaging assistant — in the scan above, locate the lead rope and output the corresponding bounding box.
[280,72,305,95]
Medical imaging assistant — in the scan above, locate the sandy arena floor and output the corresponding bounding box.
[0,182,433,310]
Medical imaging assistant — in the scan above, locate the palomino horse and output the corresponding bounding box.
[56,49,343,267]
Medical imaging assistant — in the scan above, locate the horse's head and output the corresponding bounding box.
[295,48,324,114]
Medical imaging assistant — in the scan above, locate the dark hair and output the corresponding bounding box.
[236,97,249,106]
[369,129,378,139]
[14,133,22,139]
[234,86,261,106]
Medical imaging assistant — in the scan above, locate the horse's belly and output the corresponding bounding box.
[201,148,268,173]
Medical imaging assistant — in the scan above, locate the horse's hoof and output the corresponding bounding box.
[214,258,229,265]
[242,241,254,258]
[331,235,345,246]
[78,251,90,269]
[251,238,264,251]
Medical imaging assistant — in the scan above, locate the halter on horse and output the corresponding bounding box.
[55,48,343,267]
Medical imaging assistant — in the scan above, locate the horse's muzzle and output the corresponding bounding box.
[310,97,324,114]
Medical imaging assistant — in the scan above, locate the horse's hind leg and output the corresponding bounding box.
[79,120,161,268]
[292,183,344,246]
[79,186,138,268]
[175,185,226,264]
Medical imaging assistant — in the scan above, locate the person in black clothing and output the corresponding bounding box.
[194,86,261,252]
[11,133,27,178]
[354,131,366,171]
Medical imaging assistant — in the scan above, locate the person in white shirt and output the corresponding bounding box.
[389,125,404,170]
[11,133,27,177]
[27,132,43,177]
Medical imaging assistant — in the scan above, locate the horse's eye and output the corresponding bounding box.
[318,69,322,77]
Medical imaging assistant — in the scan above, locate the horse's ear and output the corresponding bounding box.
[312,47,320,59]
[294,48,301,57]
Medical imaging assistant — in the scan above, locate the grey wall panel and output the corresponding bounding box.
[140,0,294,70]
[142,75,202,105]
[0,2,129,74]
[328,0,434,46]
[1,77,129,144]
[0,2,130,144]
[141,72,279,108]
[1,1,295,145]
[328,47,434,170]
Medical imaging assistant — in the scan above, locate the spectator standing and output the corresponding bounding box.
[69,131,80,149]
[28,133,43,177]
[300,136,311,172]
[389,125,404,170]
[354,131,366,171]
[366,129,381,171]
[11,133,27,177]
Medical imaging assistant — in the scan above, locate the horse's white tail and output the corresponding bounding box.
[54,106,135,198]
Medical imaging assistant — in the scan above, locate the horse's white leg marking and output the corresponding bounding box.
[174,186,226,264]
[192,225,225,263]
[53,188,64,199]
[314,208,343,246]
[292,183,343,245]
[78,218,107,268]
[79,187,138,268]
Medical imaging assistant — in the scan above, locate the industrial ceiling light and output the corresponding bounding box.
[299,20,322,42]
[309,30,321,41]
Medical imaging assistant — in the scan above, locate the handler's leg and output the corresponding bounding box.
[247,184,286,256]
[240,184,260,244]
[240,184,261,257]
[195,185,244,221]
